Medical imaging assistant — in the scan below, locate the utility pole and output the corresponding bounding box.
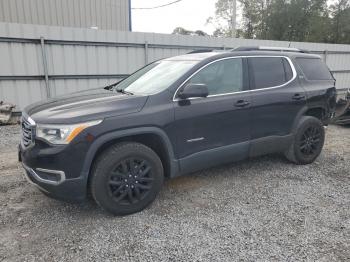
[231,0,237,38]
[129,0,132,31]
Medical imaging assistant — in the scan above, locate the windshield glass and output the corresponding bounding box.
[113,60,197,95]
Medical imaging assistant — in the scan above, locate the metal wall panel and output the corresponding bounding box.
[332,73,350,90]
[50,78,122,97]
[326,54,350,71]
[0,22,349,111]
[0,0,130,31]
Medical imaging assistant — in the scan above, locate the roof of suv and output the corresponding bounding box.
[166,50,321,62]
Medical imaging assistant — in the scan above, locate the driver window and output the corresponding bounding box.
[188,58,243,96]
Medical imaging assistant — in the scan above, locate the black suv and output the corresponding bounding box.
[19,47,336,215]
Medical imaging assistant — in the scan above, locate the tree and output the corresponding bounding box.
[239,0,271,39]
[207,0,238,37]
[212,28,226,37]
[329,0,350,44]
[210,0,349,44]
[239,0,331,42]
[194,30,209,36]
[172,27,192,35]
[285,0,330,43]
[172,27,209,36]
[214,0,237,37]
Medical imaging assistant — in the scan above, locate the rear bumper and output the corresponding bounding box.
[334,108,350,125]
[334,88,350,125]
[334,116,350,125]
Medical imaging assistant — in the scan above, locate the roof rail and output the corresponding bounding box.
[233,46,310,53]
[187,49,228,54]
[187,49,214,54]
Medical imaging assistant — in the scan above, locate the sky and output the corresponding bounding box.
[130,0,335,35]
[131,0,218,35]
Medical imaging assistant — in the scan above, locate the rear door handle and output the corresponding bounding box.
[234,100,250,107]
[292,94,306,100]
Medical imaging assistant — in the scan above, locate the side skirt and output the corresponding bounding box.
[249,134,294,157]
[178,141,249,175]
[176,134,294,176]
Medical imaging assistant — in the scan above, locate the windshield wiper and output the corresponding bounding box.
[104,81,120,90]
[116,88,134,95]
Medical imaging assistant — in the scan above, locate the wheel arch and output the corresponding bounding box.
[81,127,179,183]
[304,107,326,121]
[291,105,327,135]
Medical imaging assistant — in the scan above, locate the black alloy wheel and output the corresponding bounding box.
[91,142,164,216]
[107,158,154,205]
[299,126,322,156]
[285,116,325,165]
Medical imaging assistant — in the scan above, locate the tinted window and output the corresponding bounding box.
[296,58,333,80]
[188,58,243,95]
[249,57,290,90]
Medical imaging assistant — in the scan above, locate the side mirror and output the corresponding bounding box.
[178,84,209,99]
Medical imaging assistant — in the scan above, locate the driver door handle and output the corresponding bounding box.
[234,100,250,108]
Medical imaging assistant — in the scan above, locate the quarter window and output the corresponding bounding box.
[187,58,244,96]
[296,58,333,80]
[249,57,293,90]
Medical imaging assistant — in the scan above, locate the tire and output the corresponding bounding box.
[90,142,164,215]
[285,116,325,165]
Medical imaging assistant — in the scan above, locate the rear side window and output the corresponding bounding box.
[296,58,333,80]
[249,57,293,90]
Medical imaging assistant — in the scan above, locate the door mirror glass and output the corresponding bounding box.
[178,84,209,99]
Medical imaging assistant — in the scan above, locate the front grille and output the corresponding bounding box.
[21,115,35,148]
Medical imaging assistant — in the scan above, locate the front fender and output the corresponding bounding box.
[80,127,180,181]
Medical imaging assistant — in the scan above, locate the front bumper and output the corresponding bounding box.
[19,143,88,202]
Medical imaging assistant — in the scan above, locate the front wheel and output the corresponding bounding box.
[90,142,164,215]
[285,116,325,165]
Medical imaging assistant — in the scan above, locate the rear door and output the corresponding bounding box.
[247,56,306,154]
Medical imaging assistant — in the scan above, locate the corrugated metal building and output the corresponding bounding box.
[0,0,131,31]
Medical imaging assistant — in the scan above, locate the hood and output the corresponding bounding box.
[24,88,148,124]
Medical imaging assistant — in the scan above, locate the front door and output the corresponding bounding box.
[172,57,251,173]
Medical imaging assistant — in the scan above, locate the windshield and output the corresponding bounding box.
[113,60,197,95]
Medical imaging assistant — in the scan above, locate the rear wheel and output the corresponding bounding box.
[285,116,325,165]
[90,142,164,215]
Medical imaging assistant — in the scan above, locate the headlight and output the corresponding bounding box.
[36,120,102,144]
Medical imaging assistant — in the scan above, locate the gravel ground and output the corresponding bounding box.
[0,124,349,262]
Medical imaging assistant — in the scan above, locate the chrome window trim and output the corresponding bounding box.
[173,55,297,101]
